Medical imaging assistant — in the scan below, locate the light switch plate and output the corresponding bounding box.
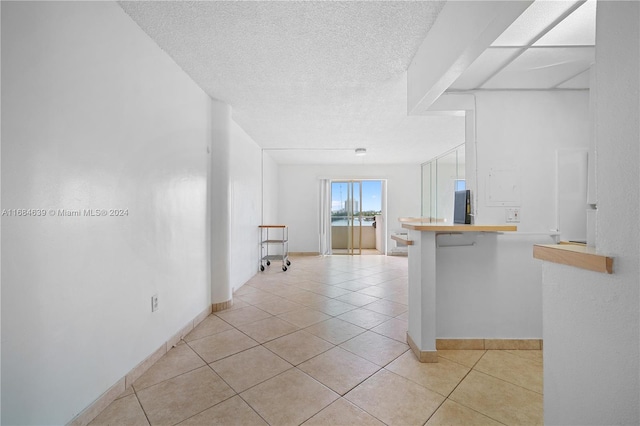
[506,208,520,223]
[151,294,159,312]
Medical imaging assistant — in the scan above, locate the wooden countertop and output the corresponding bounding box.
[533,243,613,274]
[401,223,517,232]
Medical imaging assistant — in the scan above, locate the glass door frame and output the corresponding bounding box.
[331,180,363,255]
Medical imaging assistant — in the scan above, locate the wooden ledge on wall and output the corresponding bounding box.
[533,244,613,274]
[391,234,414,245]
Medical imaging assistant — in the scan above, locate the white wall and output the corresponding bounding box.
[278,164,421,253]
[436,233,553,339]
[1,2,211,424]
[229,119,263,291]
[473,91,590,233]
[262,151,279,225]
[542,2,640,424]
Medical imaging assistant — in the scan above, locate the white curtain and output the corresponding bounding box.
[319,179,332,255]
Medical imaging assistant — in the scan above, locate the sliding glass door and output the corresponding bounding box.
[331,181,362,255]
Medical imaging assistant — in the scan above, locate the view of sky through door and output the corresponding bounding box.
[331,180,381,226]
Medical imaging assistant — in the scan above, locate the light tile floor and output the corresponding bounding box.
[90,255,543,426]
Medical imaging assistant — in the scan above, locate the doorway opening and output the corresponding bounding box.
[330,180,384,255]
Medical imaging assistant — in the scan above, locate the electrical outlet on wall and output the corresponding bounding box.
[151,294,159,312]
[506,208,520,223]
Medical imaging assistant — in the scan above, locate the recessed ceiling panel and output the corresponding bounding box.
[482,47,594,89]
[491,0,579,47]
[449,47,521,90]
[556,69,590,89]
[534,0,596,46]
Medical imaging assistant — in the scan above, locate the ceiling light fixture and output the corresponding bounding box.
[355,148,367,156]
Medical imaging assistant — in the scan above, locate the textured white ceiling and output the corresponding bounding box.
[119,1,466,165]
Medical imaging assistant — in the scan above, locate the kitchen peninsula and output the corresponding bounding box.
[402,223,518,362]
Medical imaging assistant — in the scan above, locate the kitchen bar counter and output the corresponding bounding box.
[402,223,517,232]
[403,223,517,362]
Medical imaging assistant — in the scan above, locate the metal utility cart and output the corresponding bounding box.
[259,225,291,271]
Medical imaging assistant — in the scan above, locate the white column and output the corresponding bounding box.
[407,229,438,361]
[209,100,232,305]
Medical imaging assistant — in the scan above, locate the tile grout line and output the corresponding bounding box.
[185,313,337,398]
[419,351,490,426]
[234,392,273,426]
[131,382,153,426]
[170,336,250,425]
[336,333,411,367]
[286,369,341,426]
[472,349,544,394]
[443,349,488,397]
[443,350,533,425]
[467,365,544,396]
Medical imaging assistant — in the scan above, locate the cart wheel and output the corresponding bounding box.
[260,265,265,271]
[282,266,288,271]
[286,260,291,266]
[266,260,271,266]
